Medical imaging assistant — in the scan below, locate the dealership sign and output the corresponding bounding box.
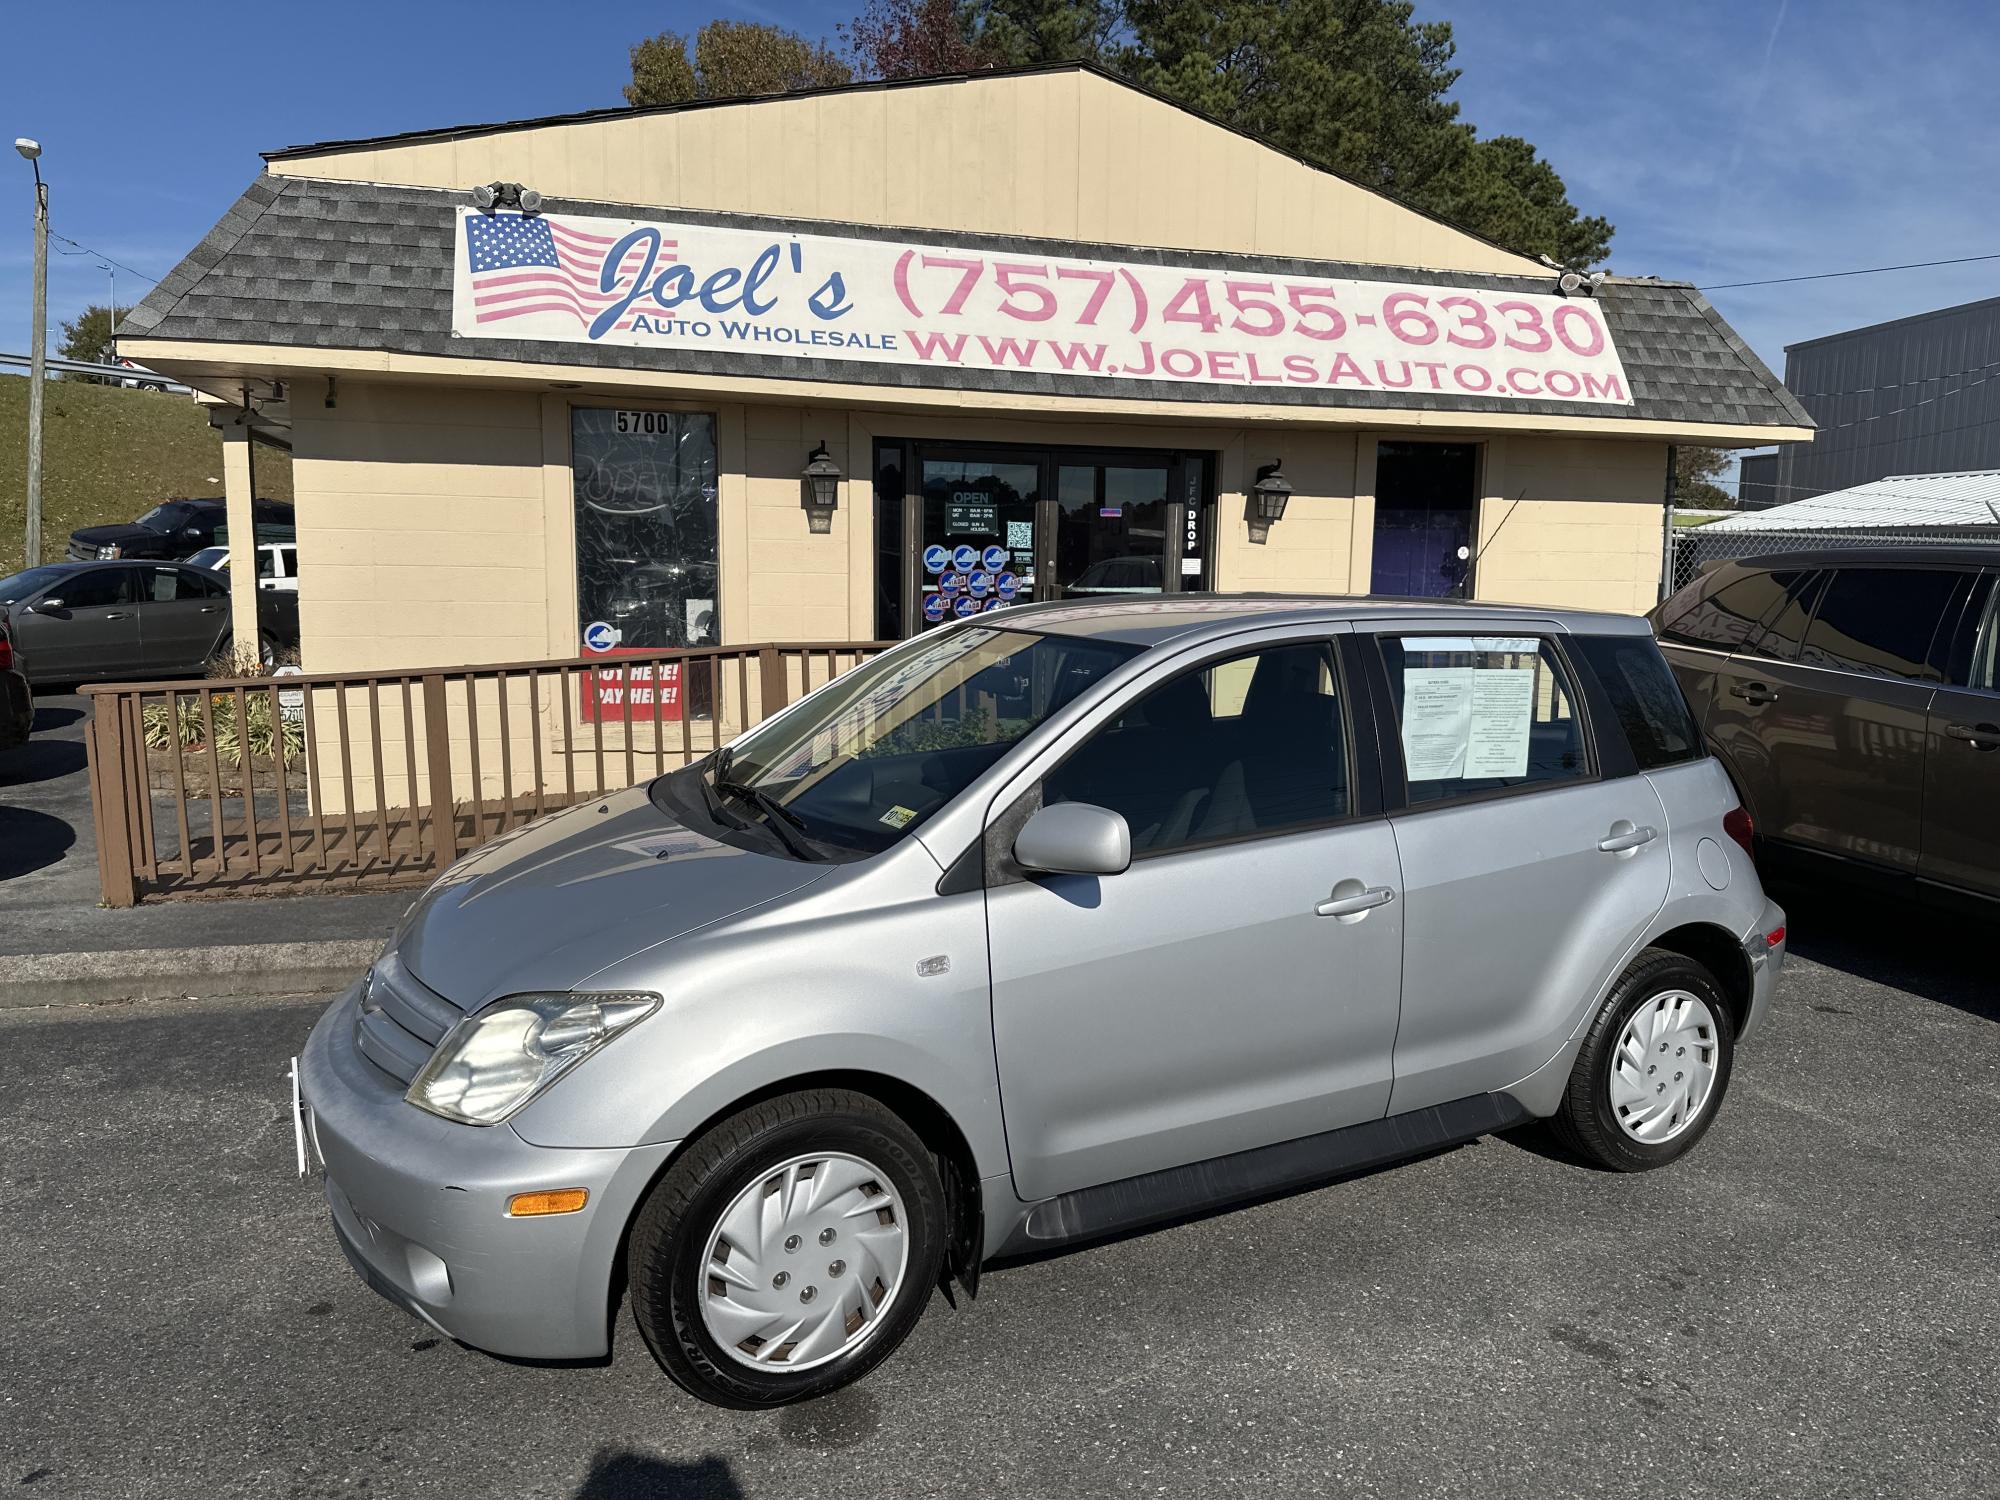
[452,211,1633,404]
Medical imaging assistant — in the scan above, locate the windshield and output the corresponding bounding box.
[685,625,1141,858]
[0,566,72,605]
[186,547,227,570]
[133,504,181,531]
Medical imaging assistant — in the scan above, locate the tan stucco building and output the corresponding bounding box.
[119,64,1812,677]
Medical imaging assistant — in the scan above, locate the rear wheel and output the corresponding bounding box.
[1552,947,1736,1171]
[627,1089,946,1408]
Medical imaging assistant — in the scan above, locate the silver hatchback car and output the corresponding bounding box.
[298,597,1786,1408]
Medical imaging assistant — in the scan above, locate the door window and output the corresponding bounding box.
[1972,584,2000,692]
[53,569,134,608]
[1043,641,1349,855]
[919,459,1037,627]
[1055,464,1169,598]
[1798,568,1960,680]
[1379,635,1589,805]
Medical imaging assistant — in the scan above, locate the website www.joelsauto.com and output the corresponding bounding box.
[900,328,1628,400]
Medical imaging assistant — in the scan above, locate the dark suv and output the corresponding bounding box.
[67,497,295,562]
[1652,548,2000,909]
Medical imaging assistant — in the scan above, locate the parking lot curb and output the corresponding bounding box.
[0,939,379,1008]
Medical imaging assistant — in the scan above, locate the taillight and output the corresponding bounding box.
[0,633,11,672]
[1722,805,1755,861]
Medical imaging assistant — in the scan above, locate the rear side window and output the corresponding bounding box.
[1658,570,1800,651]
[1378,635,1589,807]
[1798,568,1960,681]
[1573,635,1701,770]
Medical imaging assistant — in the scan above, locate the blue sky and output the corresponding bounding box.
[6,0,1997,422]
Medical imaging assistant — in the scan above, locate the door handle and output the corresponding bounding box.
[1945,721,2000,751]
[102,611,128,620]
[1729,681,1779,705]
[1314,884,1396,919]
[1597,823,1659,855]
[198,605,222,613]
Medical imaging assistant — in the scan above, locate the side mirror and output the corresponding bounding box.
[1014,801,1131,878]
[32,598,62,612]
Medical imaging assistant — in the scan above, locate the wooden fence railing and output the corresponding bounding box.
[81,640,891,906]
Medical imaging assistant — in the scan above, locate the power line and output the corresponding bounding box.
[1705,252,2000,291]
[46,231,160,288]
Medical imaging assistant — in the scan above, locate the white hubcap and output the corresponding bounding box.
[1609,989,1719,1144]
[699,1152,909,1373]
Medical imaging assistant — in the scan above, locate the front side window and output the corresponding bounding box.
[1043,641,1348,855]
[52,568,134,609]
[677,626,1141,859]
[1379,634,1588,806]
[1798,568,1960,680]
[573,409,718,652]
[1573,634,1701,770]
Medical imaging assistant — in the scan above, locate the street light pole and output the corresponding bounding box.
[16,138,47,568]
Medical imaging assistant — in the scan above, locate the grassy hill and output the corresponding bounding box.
[0,374,293,575]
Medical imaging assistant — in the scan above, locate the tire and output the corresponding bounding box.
[627,1088,947,1408]
[1551,947,1737,1172]
[256,632,278,670]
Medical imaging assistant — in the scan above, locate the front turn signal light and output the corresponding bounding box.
[508,1188,589,1217]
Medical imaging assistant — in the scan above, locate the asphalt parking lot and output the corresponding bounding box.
[1,883,1994,1500]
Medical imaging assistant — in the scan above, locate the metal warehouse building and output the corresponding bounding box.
[115,63,1812,678]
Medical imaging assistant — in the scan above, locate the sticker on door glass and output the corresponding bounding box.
[981,544,1008,572]
[879,805,918,828]
[1399,637,1537,781]
[922,544,950,575]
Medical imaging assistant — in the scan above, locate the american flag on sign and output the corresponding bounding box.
[463,213,669,331]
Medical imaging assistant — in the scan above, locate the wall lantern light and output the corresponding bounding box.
[802,440,842,534]
[1246,462,1292,545]
[1252,462,1293,522]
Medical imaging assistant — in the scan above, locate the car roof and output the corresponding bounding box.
[1724,545,2000,571]
[1002,593,1652,648]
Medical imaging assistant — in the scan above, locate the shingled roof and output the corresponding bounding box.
[121,175,1812,433]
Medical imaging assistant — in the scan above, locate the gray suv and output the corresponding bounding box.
[298,597,1785,1408]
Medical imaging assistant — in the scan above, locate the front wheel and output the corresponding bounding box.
[1552,947,1737,1172]
[627,1089,947,1408]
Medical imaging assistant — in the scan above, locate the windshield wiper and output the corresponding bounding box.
[714,776,824,861]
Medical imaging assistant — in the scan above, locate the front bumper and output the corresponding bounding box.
[299,983,678,1360]
[1738,896,1787,1044]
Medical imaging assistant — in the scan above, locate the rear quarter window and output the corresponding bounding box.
[1573,634,1702,770]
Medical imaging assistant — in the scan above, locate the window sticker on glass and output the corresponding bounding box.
[1399,637,1541,781]
[879,805,917,829]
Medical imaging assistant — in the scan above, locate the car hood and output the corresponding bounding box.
[395,784,832,1006]
[69,523,167,545]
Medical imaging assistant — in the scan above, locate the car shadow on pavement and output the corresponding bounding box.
[0,735,88,787]
[574,1449,742,1499]
[1770,877,1997,1026]
[0,806,75,880]
[31,705,84,733]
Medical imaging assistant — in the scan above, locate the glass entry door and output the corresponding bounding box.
[895,442,1212,632]
[917,455,1039,626]
[1055,463,1171,598]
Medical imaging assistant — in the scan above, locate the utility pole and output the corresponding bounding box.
[16,138,47,568]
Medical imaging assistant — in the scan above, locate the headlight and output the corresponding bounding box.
[406,992,659,1125]
[96,544,121,559]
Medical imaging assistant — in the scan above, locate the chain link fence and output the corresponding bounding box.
[1664,515,2000,598]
